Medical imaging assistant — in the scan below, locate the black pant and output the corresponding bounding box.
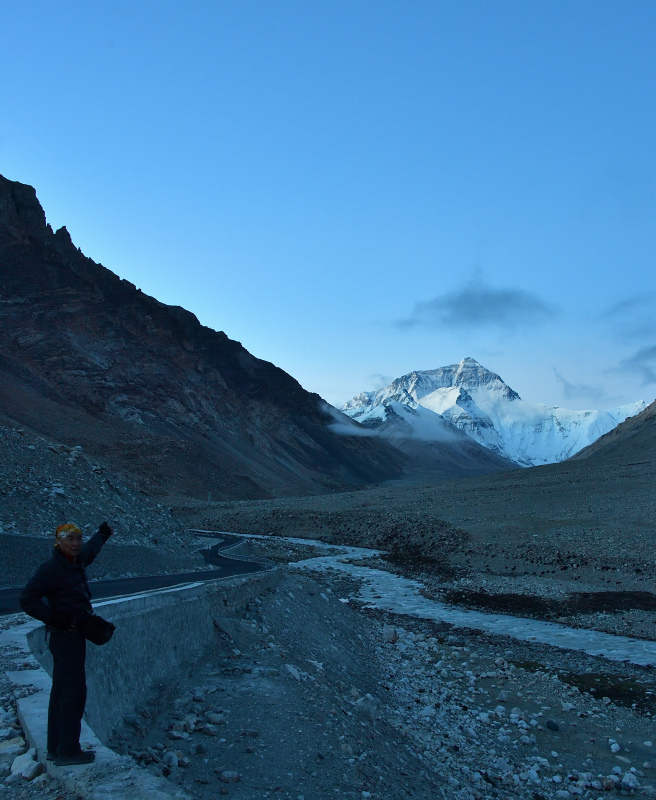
[47,630,87,756]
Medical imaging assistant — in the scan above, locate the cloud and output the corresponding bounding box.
[599,293,656,341]
[397,276,556,331]
[553,369,606,404]
[618,345,656,385]
[320,401,379,437]
[601,293,656,319]
[369,373,393,390]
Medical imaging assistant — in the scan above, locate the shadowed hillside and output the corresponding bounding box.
[0,175,408,500]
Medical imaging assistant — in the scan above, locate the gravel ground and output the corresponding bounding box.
[109,563,656,800]
[0,614,64,799]
[3,558,656,799]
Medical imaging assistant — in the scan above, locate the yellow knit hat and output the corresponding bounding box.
[55,523,83,541]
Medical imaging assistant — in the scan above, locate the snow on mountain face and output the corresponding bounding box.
[343,358,647,467]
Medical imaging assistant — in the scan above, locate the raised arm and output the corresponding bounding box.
[79,521,113,567]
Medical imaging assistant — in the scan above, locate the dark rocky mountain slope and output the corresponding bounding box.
[0,175,408,500]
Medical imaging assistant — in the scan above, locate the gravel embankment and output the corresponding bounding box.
[0,424,185,558]
[0,422,209,589]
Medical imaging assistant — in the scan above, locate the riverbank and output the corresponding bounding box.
[4,536,656,799]
[111,552,656,800]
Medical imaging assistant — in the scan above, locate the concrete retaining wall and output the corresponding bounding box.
[26,569,281,744]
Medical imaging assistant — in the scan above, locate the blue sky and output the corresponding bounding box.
[1,1,655,409]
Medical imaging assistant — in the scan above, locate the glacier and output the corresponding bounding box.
[342,357,646,467]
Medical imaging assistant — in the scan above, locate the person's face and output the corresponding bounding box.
[58,533,83,558]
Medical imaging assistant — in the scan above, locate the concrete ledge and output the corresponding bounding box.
[2,568,281,799]
[4,621,190,800]
[27,582,216,744]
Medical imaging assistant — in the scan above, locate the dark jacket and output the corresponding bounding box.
[19,529,110,627]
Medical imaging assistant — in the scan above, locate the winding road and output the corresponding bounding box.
[0,532,271,617]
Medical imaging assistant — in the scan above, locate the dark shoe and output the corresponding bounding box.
[53,750,95,766]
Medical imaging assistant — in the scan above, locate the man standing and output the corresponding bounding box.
[20,521,113,766]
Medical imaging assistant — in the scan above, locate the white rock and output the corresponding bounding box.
[10,748,43,780]
[283,664,301,681]
[622,772,641,790]
[21,761,43,781]
[0,737,26,757]
[382,625,398,644]
[356,694,378,721]
[11,750,36,775]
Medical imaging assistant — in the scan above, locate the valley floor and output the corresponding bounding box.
[89,553,656,800]
[189,449,656,644]
[3,537,656,800]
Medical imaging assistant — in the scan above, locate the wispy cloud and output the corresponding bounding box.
[369,373,393,390]
[599,293,656,341]
[553,369,606,404]
[320,401,379,437]
[618,345,656,385]
[397,276,557,331]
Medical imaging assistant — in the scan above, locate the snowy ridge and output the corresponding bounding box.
[343,358,646,467]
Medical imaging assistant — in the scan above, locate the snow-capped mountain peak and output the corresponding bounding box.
[343,359,646,467]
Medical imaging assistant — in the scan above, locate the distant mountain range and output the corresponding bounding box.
[3,174,642,500]
[342,357,646,467]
